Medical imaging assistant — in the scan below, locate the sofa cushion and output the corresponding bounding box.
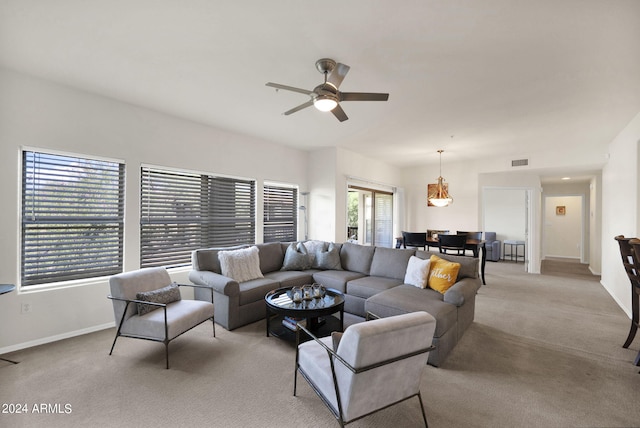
[282,242,312,271]
[427,255,461,294]
[369,247,415,280]
[218,246,264,283]
[339,242,375,275]
[346,276,403,300]
[136,283,181,316]
[257,242,285,274]
[316,243,343,270]
[312,270,366,294]
[264,270,315,288]
[415,250,478,280]
[365,285,457,338]
[404,255,431,288]
[237,277,280,306]
[192,245,247,274]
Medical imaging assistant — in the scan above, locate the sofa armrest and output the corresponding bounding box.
[188,270,240,297]
[443,277,481,307]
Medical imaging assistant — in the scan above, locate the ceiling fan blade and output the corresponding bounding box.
[327,63,350,89]
[283,100,314,115]
[331,104,349,122]
[266,82,314,96]
[340,92,389,102]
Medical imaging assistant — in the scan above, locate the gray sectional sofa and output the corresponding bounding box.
[189,241,481,366]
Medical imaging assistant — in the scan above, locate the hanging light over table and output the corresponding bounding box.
[428,150,453,207]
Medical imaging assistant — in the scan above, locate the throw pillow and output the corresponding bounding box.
[281,242,312,271]
[136,283,181,316]
[304,240,327,268]
[218,246,264,282]
[404,255,431,288]
[428,255,461,294]
[316,242,343,270]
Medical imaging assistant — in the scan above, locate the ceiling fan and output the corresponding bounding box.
[266,58,389,122]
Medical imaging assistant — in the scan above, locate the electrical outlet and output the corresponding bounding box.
[21,302,32,314]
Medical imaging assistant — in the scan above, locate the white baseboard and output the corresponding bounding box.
[601,280,632,319]
[0,322,115,355]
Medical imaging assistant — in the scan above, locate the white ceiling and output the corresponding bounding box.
[1,1,639,175]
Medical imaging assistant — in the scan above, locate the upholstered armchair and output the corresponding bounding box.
[484,232,501,261]
[108,267,216,369]
[294,312,436,427]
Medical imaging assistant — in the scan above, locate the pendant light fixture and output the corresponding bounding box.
[428,150,453,207]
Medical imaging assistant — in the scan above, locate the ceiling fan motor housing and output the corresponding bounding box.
[315,58,337,75]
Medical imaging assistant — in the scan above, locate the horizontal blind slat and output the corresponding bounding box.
[21,151,125,286]
[140,166,256,268]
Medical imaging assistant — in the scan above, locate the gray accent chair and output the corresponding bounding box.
[108,267,215,369]
[295,311,436,427]
[484,232,501,261]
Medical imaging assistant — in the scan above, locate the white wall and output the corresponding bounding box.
[0,68,309,353]
[308,147,403,244]
[484,188,528,242]
[543,195,583,259]
[402,158,484,234]
[542,181,594,263]
[600,111,640,317]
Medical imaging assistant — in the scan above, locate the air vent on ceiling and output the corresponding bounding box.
[511,158,529,167]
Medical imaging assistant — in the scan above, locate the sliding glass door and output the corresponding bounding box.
[347,186,393,247]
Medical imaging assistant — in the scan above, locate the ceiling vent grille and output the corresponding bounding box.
[511,158,529,167]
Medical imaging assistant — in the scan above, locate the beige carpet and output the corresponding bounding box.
[1,260,639,428]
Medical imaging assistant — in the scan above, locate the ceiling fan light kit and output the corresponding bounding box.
[313,94,338,112]
[266,58,389,121]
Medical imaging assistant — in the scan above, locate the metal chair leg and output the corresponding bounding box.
[165,342,170,369]
[109,334,119,355]
[418,392,429,428]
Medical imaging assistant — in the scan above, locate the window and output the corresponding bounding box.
[263,184,298,243]
[347,185,393,247]
[140,166,256,268]
[21,150,125,286]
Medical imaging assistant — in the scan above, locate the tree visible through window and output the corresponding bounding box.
[21,151,125,286]
[140,167,256,268]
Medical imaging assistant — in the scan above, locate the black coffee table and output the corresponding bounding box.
[265,286,344,341]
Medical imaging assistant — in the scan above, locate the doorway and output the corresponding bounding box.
[543,195,584,261]
[347,186,393,247]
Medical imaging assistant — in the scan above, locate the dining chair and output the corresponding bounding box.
[402,231,428,250]
[457,231,482,256]
[615,235,640,366]
[438,234,468,255]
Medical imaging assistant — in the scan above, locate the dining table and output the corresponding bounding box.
[426,237,487,285]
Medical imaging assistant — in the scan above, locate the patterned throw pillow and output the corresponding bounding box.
[427,255,461,294]
[281,242,312,271]
[404,255,431,288]
[218,246,264,282]
[316,243,343,270]
[136,283,181,316]
[304,240,327,268]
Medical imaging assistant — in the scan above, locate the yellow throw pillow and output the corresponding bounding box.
[428,255,461,294]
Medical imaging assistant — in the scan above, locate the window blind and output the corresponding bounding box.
[263,184,297,243]
[21,151,125,286]
[140,167,256,268]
